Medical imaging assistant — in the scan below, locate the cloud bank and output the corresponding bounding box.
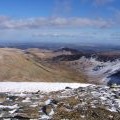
[0,16,114,29]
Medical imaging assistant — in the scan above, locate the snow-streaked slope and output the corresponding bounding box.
[0,82,90,92]
[79,57,120,85]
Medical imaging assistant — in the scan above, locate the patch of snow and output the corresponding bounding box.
[49,109,54,116]
[108,115,113,119]
[22,97,31,103]
[100,96,107,101]
[0,104,18,109]
[9,109,17,114]
[30,104,38,107]
[45,99,51,105]
[0,113,4,117]
[81,115,85,118]
[40,115,50,119]
[107,107,117,112]
[0,82,90,92]
[79,57,120,84]
[8,93,27,97]
[115,99,120,107]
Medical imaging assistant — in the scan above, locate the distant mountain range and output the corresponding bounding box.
[0,42,120,52]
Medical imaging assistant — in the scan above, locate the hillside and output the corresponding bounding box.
[0,48,86,82]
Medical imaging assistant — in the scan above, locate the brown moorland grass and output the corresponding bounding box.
[0,48,87,82]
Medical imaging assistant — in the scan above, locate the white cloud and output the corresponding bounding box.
[93,0,115,6]
[33,32,77,38]
[0,16,114,29]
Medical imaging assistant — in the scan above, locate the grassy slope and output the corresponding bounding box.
[0,48,86,82]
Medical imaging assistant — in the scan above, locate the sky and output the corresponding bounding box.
[0,0,120,45]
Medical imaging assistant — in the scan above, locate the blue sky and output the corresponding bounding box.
[0,0,120,45]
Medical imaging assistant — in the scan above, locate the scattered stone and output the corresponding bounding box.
[0,85,119,119]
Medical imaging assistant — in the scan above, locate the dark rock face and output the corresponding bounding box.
[50,53,92,62]
[50,51,120,63]
[108,71,120,85]
[50,47,120,62]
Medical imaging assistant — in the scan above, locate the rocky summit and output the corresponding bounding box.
[0,85,119,120]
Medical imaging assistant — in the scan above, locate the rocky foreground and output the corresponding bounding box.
[0,85,120,120]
